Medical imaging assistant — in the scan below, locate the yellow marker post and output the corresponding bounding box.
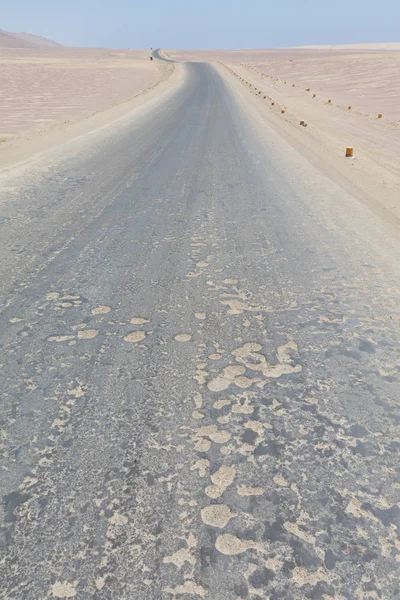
[346,147,354,158]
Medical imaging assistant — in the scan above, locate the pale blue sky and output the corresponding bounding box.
[2,0,399,49]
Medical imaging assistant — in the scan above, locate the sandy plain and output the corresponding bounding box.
[0,47,160,150]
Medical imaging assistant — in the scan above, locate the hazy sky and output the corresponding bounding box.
[2,0,399,49]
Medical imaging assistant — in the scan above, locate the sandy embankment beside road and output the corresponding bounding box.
[0,48,173,169]
[170,47,400,226]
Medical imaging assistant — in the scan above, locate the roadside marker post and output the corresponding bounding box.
[346,147,354,158]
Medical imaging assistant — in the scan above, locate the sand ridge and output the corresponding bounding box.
[0,28,61,49]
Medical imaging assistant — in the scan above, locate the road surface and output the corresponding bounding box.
[1,62,400,600]
[152,48,175,62]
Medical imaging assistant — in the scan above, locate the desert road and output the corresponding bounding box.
[1,62,400,599]
[152,48,175,62]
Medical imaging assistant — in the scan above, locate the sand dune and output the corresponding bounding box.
[0,28,60,48]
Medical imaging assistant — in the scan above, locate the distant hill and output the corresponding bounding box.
[0,28,61,48]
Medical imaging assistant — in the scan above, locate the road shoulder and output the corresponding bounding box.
[217,62,400,231]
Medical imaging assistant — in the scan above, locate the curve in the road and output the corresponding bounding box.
[152,47,175,62]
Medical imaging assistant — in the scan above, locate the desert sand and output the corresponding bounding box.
[0,47,161,154]
[293,43,400,50]
[168,46,400,225]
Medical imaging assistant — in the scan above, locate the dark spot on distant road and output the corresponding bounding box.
[351,441,378,456]
[263,518,286,542]
[324,549,338,570]
[358,339,376,354]
[365,503,400,527]
[339,348,361,361]
[270,491,284,506]
[200,544,216,569]
[249,567,274,588]
[62,438,74,448]
[269,589,295,600]
[234,582,249,597]
[362,550,378,562]
[306,581,335,598]
[242,429,258,444]
[290,538,321,568]
[153,522,162,535]
[146,473,155,486]
[313,425,326,437]
[362,579,379,592]
[345,424,368,438]
[317,533,331,545]
[254,441,280,457]
[69,516,78,528]
[3,491,30,522]
[282,560,296,576]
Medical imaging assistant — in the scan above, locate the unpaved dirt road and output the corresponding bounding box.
[1,60,400,599]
